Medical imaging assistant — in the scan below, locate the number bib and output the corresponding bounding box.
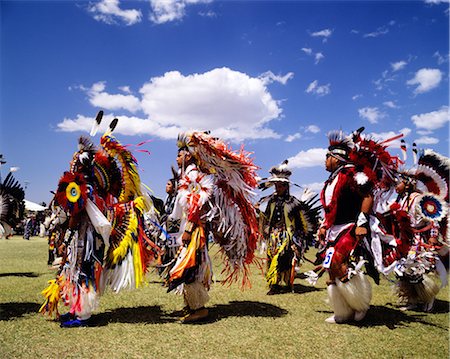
[322,247,335,269]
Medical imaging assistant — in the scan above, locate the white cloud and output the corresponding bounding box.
[56,113,181,139]
[306,125,320,134]
[416,129,433,135]
[352,94,362,101]
[414,136,439,145]
[57,114,100,133]
[139,68,282,132]
[433,51,449,65]
[411,106,449,130]
[391,60,407,72]
[373,73,395,91]
[369,128,412,148]
[259,71,294,85]
[383,101,398,109]
[149,0,211,24]
[407,68,442,94]
[358,107,385,124]
[310,28,333,42]
[302,48,325,65]
[287,148,328,169]
[59,68,285,142]
[424,0,450,4]
[85,82,141,113]
[285,133,302,142]
[315,52,324,64]
[198,10,216,18]
[213,127,281,141]
[298,182,324,193]
[145,68,283,139]
[88,0,142,26]
[364,26,389,38]
[306,80,331,96]
[119,86,131,94]
[291,182,324,199]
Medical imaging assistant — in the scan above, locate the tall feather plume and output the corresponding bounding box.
[412,142,418,165]
[352,126,365,142]
[109,118,119,132]
[89,110,103,137]
[100,132,142,203]
[400,139,407,162]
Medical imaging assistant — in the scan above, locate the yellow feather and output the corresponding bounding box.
[39,276,64,317]
[266,238,289,286]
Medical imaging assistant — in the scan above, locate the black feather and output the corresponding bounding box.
[109,118,119,132]
[95,110,104,125]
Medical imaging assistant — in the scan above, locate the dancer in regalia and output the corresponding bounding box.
[156,168,181,278]
[0,159,25,239]
[166,131,259,323]
[317,128,401,323]
[382,148,449,311]
[258,160,321,294]
[40,112,157,327]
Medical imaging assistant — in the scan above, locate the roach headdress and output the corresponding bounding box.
[327,130,354,162]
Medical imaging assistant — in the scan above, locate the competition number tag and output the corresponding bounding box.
[322,247,335,269]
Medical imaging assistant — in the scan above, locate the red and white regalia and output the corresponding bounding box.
[320,163,373,323]
[318,128,401,324]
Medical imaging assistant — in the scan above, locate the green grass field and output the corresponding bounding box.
[0,235,448,359]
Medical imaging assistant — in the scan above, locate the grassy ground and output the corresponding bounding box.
[0,235,448,359]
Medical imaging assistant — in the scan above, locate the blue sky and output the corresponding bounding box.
[1,0,449,204]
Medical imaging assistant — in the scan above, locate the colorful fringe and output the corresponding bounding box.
[39,276,65,317]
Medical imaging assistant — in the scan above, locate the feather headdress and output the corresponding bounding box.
[414,149,450,201]
[268,160,292,182]
[70,136,97,174]
[100,119,143,203]
[258,160,293,191]
[349,128,403,188]
[177,131,259,287]
[0,172,25,230]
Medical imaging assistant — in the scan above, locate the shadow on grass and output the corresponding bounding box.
[386,299,449,314]
[292,283,324,294]
[0,272,40,278]
[0,302,41,321]
[179,300,288,325]
[318,304,448,330]
[359,305,448,330]
[417,299,449,314]
[89,305,175,326]
[60,300,289,327]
